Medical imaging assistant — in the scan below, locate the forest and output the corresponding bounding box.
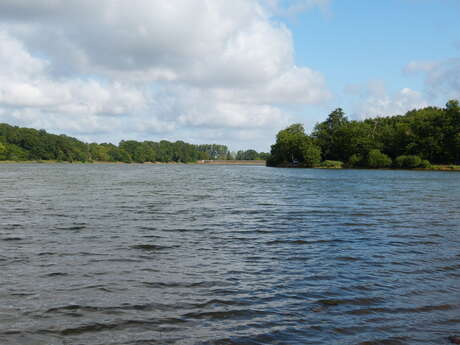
[267,100,460,169]
[2,100,458,167]
[0,124,266,163]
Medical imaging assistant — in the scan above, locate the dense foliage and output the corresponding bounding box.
[235,149,269,160]
[0,125,91,162]
[267,124,321,167]
[0,123,262,163]
[268,100,460,168]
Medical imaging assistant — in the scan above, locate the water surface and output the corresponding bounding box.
[1,164,459,344]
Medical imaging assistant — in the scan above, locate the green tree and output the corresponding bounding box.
[312,108,349,161]
[394,155,423,169]
[332,121,379,162]
[236,149,259,160]
[444,100,460,163]
[0,142,6,160]
[6,144,29,161]
[302,142,321,167]
[347,154,364,168]
[268,124,321,167]
[367,149,392,168]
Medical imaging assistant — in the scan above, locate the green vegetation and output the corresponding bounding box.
[0,123,266,164]
[3,99,459,169]
[267,100,460,169]
[267,124,321,168]
[318,160,344,168]
[347,149,392,169]
[431,164,460,171]
[235,149,269,161]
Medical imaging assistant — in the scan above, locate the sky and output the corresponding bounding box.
[0,0,459,151]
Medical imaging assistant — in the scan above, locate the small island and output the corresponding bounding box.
[267,100,460,171]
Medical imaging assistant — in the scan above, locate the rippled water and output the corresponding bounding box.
[1,164,459,345]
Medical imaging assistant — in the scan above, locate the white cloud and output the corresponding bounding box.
[0,0,330,149]
[264,0,330,17]
[0,31,149,133]
[346,81,428,118]
[404,58,460,101]
[404,60,437,74]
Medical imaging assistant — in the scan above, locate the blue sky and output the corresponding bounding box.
[286,0,460,127]
[0,0,458,151]
[293,0,460,72]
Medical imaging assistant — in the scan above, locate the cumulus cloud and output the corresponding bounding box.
[345,81,428,118]
[0,31,148,129]
[0,0,331,149]
[264,0,330,17]
[405,58,460,101]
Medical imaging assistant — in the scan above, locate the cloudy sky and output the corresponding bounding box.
[0,0,459,151]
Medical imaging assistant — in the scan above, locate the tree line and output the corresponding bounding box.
[0,123,267,163]
[267,100,460,168]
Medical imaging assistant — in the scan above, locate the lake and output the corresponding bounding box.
[1,164,459,345]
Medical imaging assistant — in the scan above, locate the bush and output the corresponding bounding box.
[6,144,29,161]
[301,144,321,168]
[394,155,423,169]
[319,160,343,168]
[405,155,422,168]
[0,142,6,160]
[394,156,406,168]
[267,123,321,168]
[347,154,363,168]
[367,149,392,168]
[419,159,432,169]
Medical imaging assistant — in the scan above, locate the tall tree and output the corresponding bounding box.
[312,108,349,160]
[268,124,321,167]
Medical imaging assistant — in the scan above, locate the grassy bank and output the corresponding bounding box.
[196,160,266,165]
[315,165,460,171]
[430,165,460,171]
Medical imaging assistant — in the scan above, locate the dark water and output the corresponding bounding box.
[1,164,459,345]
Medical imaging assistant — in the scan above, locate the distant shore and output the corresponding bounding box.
[196,160,266,165]
[425,165,460,171]
[0,160,266,166]
[283,164,460,171]
[1,160,458,171]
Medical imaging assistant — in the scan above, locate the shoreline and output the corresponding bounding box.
[1,160,459,171]
[0,160,266,166]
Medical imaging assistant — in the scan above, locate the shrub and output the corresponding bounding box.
[419,159,432,169]
[0,142,6,160]
[367,149,392,168]
[6,144,29,161]
[394,155,423,169]
[394,155,406,168]
[405,155,422,168]
[319,160,343,168]
[301,144,321,168]
[347,154,363,168]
